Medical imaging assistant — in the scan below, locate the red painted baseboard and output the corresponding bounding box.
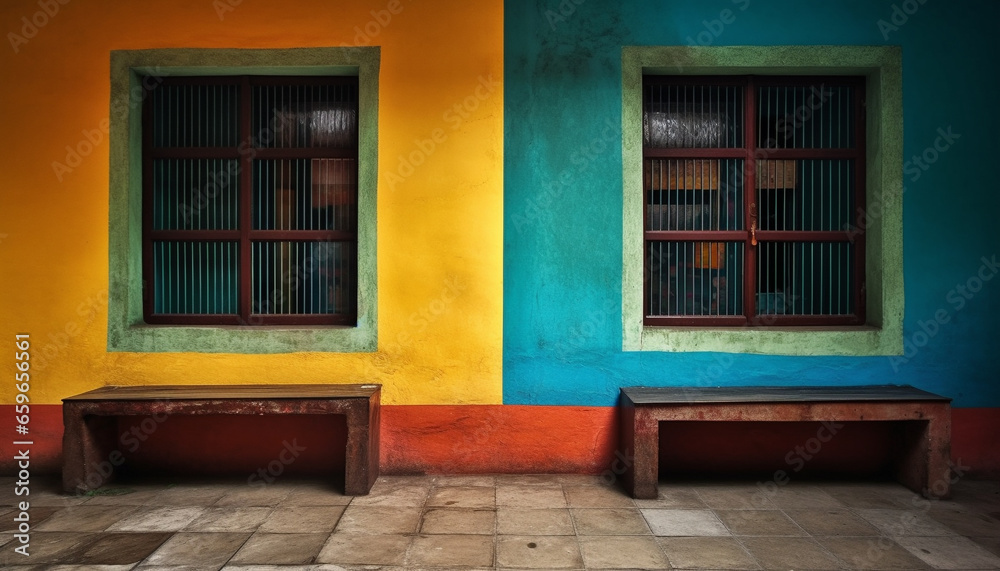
[2,404,998,479]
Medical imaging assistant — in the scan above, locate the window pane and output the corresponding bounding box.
[756,84,855,149]
[756,241,853,316]
[151,84,240,148]
[252,159,358,231]
[644,83,743,148]
[152,159,239,230]
[251,241,356,316]
[152,241,239,314]
[647,241,744,316]
[757,159,854,232]
[646,158,743,231]
[252,83,358,149]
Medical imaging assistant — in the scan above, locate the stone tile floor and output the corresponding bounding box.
[0,474,999,569]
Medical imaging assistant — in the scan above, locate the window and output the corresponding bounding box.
[621,46,903,356]
[643,76,865,326]
[108,48,379,353]
[143,76,359,326]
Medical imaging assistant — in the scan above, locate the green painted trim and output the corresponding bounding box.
[621,45,903,356]
[108,48,379,353]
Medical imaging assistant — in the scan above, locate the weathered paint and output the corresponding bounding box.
[503,0,1000,408]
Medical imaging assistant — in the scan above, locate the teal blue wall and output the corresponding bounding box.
[503,0,1000,407]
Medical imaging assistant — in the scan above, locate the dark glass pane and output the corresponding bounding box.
[251,241,356,317]
[756,84,855,149]
[252,83,358,148]
[647,241,744,317]
[644,83,743,148]
[152,241,239,314]
[152,159,239,230]
[150,84,239,148]
[252,159,358,231]
[646,158,743,231]
[756,241,853,315]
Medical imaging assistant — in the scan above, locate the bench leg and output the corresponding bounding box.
[893,408,952,500]
[62,406,118,494]
[624,408,659,499]
[344,404,379,496]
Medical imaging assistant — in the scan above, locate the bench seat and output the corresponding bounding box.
[62,383,380,496]
[619,385,952,499]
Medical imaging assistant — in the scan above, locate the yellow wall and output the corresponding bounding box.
[0,0,503,405]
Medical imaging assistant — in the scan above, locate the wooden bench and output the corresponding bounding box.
[619,385,952,500]
[62,384,380,496]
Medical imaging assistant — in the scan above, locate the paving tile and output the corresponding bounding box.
[641,508,730,536]
[760,484,844,509]
[59,532,173,565]
[107,507,206,531]
[258,506,345,533]
[555,474,614,486]
[895,534,1000,569]
[421,508,495,534]
[143,532,250,566]
[433,474,496,487]
[334,505,421,534]
[229,533,328,565]
[716,509,806,536]
[35,506,138,532]
[658,536,760,569]
[497,508,575,535]
[47,566,136,570]
[822,482,919,509]
[283,486,353,506]
[0,532,93,565]
[135,566,225,571]
[571,508,651,535]
[816,535,931,569]
[496,474,564,487]
[317,532,412,565]
[578,535,670,569]
[497,485,566,508]
[928,504,1000,537]
[858,508,959,536]
[785,508,881,536]
[696,485,777,510]
[150,486,229,506]
[563,485,635,508]
[350,482,429,507]
[497,535,583,568]
[0,507,61,533]
[426,486,496,508]
[184,507,272,532]
[406,534,494,567]
[214,485,292,507]
[972,535,1000,557]
[80,487,166,505]
[739,536,843,570]
[634,485,709,509]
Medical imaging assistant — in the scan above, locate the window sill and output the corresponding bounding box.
[627,324,901,356]
[108,321,376,353]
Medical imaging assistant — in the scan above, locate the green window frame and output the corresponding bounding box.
[622,46,903,356]
[108,47,379,353]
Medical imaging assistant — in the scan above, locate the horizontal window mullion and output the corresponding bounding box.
[748,314,863,326]
[755,231,854,242]
[150,230,241,241]
[150,148,241,158]
[250,148,358,160]
[644,148,746,159]
[644,315,748,327]
[145,314,243,325]
[645,230,746,241]
[751,148,860,160]
[248,314,354,326]
[249,230,356,241]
